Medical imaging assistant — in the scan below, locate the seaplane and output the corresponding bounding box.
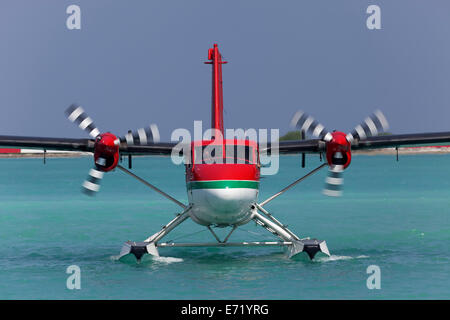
[1,44,450,261]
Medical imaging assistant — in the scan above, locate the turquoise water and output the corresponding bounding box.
[0,154,449,299]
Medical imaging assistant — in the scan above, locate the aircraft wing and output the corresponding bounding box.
[3,131,450,156]
[0,135,177,156]
[351,131,450,150]
[265,131,450,154]
[264,139,323,154]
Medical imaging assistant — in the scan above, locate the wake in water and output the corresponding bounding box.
[111,251,367,264]
[152,256,184,264]
[110,254,183,264]
[315,255,369,262]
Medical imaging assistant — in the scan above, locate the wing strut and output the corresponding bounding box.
[258,163,327,207]
[117,165,186,209]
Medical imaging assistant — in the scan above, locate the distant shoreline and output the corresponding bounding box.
[353,146,450,155]
[0,152,89,159]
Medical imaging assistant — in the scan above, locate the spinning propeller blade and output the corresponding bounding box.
[82,167,104,196]
[120,125,160,145]
[346,110,389,144]
[290,111,331,141]
[66,104,160,145]
[323,165,343,197]
[65,104,101,138]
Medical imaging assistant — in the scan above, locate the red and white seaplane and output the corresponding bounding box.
[1,44,450,260]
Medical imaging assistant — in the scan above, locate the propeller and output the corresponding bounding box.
[322,165,343,197]
[291,109,389,197]
[346,110,389,144]
[82,167,104,195]
[65,104,160,196]
[290,110,332,141]
[120,125,160,146]
[66,105,100,138]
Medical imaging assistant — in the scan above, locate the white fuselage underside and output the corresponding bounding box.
[187,188,258,226]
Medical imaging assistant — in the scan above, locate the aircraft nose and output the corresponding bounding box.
[188,181,260,226]
[203,188,258,213]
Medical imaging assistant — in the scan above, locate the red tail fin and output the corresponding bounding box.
[205,44,227,135]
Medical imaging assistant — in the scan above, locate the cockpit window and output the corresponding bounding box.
[225,145,254,164]
[192,144,255,164]
[194,145,223,164]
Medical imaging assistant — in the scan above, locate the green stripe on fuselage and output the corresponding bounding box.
[188,180,259,190]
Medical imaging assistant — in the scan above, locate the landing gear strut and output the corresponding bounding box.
[118,163,331,262]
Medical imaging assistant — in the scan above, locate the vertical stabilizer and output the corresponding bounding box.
[205,44,227,135]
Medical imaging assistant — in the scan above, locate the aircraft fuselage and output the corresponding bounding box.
[186,139,260,226]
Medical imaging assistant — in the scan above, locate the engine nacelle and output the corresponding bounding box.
[325,131,351,169]
[93,132,120,172]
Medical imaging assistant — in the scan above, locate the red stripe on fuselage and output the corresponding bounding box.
[186,139,260,182]
[187,163,260,182]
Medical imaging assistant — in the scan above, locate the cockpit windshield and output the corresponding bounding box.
[193,144,256,165]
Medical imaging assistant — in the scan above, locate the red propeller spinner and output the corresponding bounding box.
[93,132,120,172]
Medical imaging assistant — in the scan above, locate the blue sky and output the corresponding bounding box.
[0,1,449,140]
